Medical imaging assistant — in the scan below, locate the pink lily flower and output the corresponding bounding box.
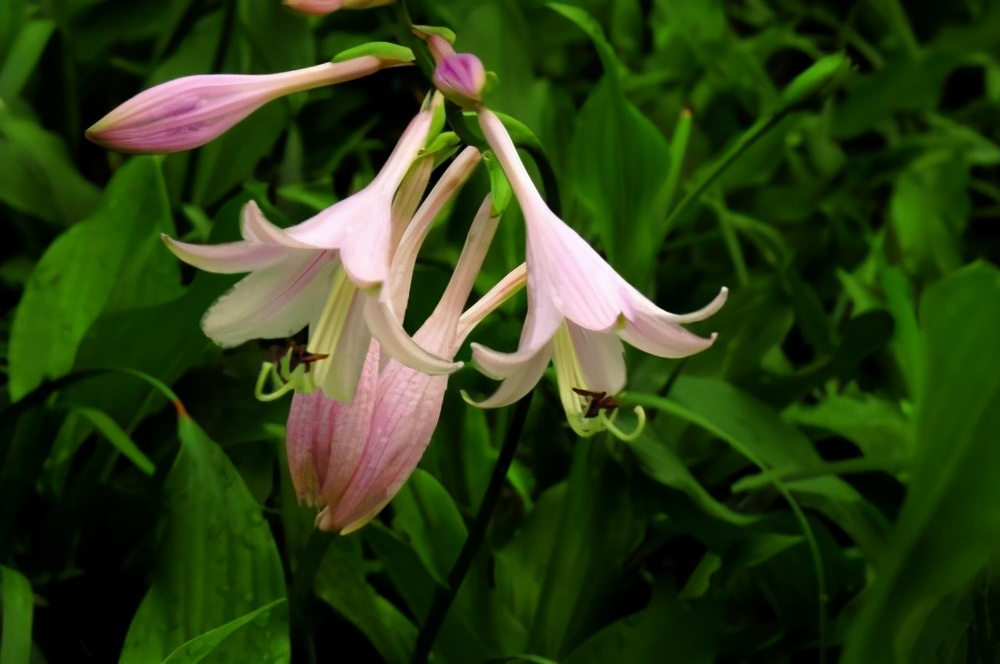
[287,195,524,534]
[86,54,407,154]
[472,108,728,438]
[163,100,480,402]
[284,0,395,14]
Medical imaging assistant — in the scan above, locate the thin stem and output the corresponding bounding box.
[289,530,334,664]
[411,391,534,663]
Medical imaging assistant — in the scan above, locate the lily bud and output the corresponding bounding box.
[86,56,394,153]
[284,0,394,13]
[433,53,486,108]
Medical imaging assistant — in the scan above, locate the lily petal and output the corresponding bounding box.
[468,341,553,408]
[457,262,528,344]
[287,341,378,506]
[626,285,729,325]
[202,251,335,346]
[567,322,627,394]
[240,201,315,248]
[161,234,291,273]
[619,315,717,359]
[363,294,462,376]
[313,293,373,403]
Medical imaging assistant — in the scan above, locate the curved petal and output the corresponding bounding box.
[619,315,718,359]
[283,193,365,249]
[161,234,290,273]
[363,295,461,376]
[567,323,627,394]
[240,201,315,248]
[467,341,553,408]
[201,250,333,346]
[625,285,729,324]
[525,208,624,331]
[338,196,393,288]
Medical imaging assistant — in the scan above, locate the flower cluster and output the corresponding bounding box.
[87,5,725,534]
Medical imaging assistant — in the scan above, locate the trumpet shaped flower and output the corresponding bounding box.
[86,55,406,153]
[287,195,521,533]
[163,102,479,402]
[472,108,728,437]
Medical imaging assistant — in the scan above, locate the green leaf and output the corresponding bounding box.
[785,394,913,460]
[8,157,170,401]
[547,3,625,81]
[0,19,56,100]
[843,262,1000,663]
[781,52,852,107]
[0,109,100,226]
[72,407,155,475]
[890,152,969,279]
[161,599,289,664]
[0,565,33,664]
[628,432,758,526]
[391,469,467,584]
[629,377,889,558]
[495,441,642,658]
[566,585,717,663]
[567,75,671,284]
[119,413,286,664]
[313,537,416,664]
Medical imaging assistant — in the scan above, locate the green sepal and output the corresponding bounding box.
[485,153,513,215]
[421,131,462,168]
[412,25,457,43]
[332,42,414,64]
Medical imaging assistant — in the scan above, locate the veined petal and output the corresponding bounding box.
[567,322,626,394]
[467,340,552,408]
[370,101,437,191]
[363,294,461,376]
[313,293,372,403]
[389,146,482,319]
[457,262,528,344]
[470,285,561,381]
[240,200,315,248]
[161,234,290,273]
[338,196,393,288]
[388,156,434,267]
[525,210,623,331]
[202,250,334,346]
[416,195,499,357]
[619,315,717,359]
[625,285,729,324]
[333,363,448,532]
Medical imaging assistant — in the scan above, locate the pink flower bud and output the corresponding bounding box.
[86,57,390,154]
[433,53,486,108]
[283,0,394,14]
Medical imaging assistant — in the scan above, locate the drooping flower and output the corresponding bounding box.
[470,108,728,438]
[162,99,480,402]
[287,195,523,534]
[86,54,409,153]
[284,0,395,14]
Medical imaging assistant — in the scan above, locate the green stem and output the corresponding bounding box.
[411,391,534,663]
[289,530,334,664]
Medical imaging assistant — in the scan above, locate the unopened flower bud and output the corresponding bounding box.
[283,0,394,14]
[433,53,486,109]
[87,57,389,154]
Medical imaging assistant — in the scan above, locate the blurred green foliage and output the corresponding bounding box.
[1,0,998,663]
